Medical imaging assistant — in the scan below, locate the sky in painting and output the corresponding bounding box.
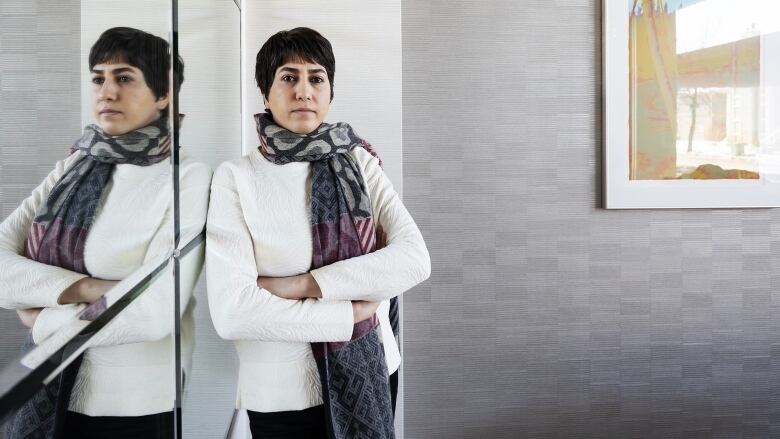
[676,0,780,53]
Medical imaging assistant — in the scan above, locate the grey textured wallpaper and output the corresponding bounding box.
[0,0,81,371]
[3,1,780,438]
[401,1,780,438]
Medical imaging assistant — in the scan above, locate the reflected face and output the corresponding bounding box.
[91,62,169,136]
[263,61,331,134]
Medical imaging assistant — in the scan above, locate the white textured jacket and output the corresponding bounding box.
[206,146,430,413]
[0,152,211,416]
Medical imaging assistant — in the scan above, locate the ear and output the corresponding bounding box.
[155,94,171,111]
[262,94,269,109]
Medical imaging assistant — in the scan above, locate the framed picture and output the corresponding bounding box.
[603,0,780,208]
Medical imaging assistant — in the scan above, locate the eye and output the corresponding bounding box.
[281,75,296,82]
[91,77,104,85]
[118,76,132,83]
[311,77,325,84]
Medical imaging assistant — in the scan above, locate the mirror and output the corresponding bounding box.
[0,1,192,437]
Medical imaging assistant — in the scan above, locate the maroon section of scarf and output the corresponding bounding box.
[312,215,377,269]
[359,139,382,168]
[26,220,109,321]
[25,219,88,273]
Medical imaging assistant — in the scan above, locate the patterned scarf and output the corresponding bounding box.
[5,117,171,439]
[256,112,396,439]
[25,118,171,272]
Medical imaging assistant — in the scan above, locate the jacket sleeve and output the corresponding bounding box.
[0,156,89,310]
[206,162,354,343]
[309,148,431,302]
[32,161,212,346]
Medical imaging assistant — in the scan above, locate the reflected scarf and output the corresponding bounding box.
[5,118,171,439]
[256,113,396,439]
[25,118,171,272]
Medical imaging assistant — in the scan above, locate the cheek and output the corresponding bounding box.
[318,95,330,114]
[320,89,330,102]
[139,93,160,115]
[91,91,101,110]
[273,88,287,103]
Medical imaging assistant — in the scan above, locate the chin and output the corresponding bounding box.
[302,120,323,132]
[99,123,127,136]
[287,123,316,135]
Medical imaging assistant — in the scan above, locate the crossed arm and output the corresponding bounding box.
[16,278,116,328]
[207,149,429,343]
[256,223,391,321]
[2,158,212,346]
[257,265,380,323]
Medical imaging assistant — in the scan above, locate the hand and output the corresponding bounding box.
[352,301,380,323]
[58,278,118,305]
[17,308,42,329]
[258,273,322,300]
[376,225,388,250]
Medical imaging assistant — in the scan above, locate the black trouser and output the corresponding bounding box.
[62,411,173,439]
[248,405,328,439]
[247,371,399,438]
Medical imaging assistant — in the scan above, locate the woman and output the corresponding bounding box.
[207,27,430,438]
[0,27,210,438]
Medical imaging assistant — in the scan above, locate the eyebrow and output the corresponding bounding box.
[278,67,326,75]
[90,67,136,75]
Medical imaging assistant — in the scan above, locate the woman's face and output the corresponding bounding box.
[91,62,169,136]
[264,60,331,134]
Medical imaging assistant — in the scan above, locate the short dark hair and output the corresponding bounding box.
[89,27,184,101]
[255,27,335,102]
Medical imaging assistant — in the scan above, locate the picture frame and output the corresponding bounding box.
[603,0,780,209]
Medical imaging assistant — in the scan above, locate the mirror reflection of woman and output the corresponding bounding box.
[207,27,430,439]
[0,27,210,439]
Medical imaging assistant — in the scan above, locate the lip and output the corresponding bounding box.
[99,109,122,115]
[292,108,316,113]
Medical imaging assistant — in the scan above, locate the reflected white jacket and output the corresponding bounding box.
[0,152,212,417]
[207,146,430,413]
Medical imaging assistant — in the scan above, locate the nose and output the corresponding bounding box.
[294,80,312,101]
[98,79,118,101]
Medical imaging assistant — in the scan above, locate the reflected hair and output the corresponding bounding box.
[89,27,184,101]
[255,27,335,102]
